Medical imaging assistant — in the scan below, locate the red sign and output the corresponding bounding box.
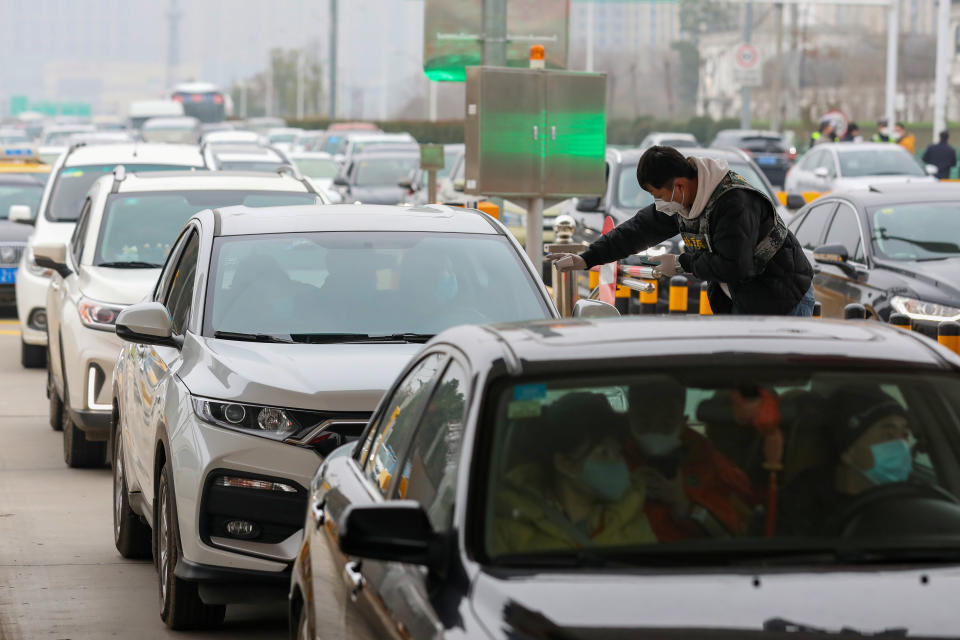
[735,44,759,69]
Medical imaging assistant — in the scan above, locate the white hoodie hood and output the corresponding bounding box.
[684,156,730,220]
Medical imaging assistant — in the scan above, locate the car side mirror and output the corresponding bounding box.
[338,501,443,570]
[8,205,33,225]
[925,164,940,177]
[785,193,807,210]
[32,242,71,278]
[332,175,349,187]
[813,167,830,179]
[575,196,601,212]
[115,302,181,349]
[573,298,621,318]
[453,178,465,193]
[397,177,414,190]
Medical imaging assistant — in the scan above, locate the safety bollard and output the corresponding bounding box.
[639,279,658,314]
[938,321,960,356]
[698,281,712,315]
[889,313,912,331]
[843,303,866,320]
[812,301,821,318]
[669,275,688,315]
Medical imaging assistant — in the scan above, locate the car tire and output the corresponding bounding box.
[112,426,151,559]
[48,368,63,432]
[21,340,46,368]
[157,460,226,630]
[62,383,106,468]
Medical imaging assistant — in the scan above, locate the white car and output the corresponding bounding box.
[110,202,558,629]
[201,143,291,172]
[141,117,201,145]
[340,132,417,166]
[265,127,303,152]
[36,170,323,468]
[15,143,207,368]
[784,142,937,194]
[200,130,262,146]
[287,150,339,197]
[638,131,699,149]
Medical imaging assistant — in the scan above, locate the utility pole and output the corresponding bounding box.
[265,51,274,117]
[885,0,898,136]
[740,2,753,129]
[166,0,181,90]
[771,3,784,131]
[328,0,338,119]
[586,0,595,72]
[933,0,950,138]
[296,50,306,120]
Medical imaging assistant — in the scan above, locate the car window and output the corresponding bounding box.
[867,201,960,260]
[837,149,925,178]
[164,231,199,336]
[740,137,786,153]
[292,157,338,179]
[728,163,775,200]
[616,168,654,209]
[353,157,419,187]
[154,230,191,302]
[793,202,837,250]
[70,197,93,264]
[0,181,44,218]
[824,203,864,262]
[361,353,447,496]
[392,359,469,530]
[483,369,960,561]
[799,150,821,170]
[822,151,837,178]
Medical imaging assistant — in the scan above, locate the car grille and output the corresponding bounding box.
[0,243,25,266]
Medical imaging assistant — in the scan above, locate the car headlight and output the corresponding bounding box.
[192,397,300,441]
[24,247,53,278]
[78,297,126,331]
[890,296,960,322]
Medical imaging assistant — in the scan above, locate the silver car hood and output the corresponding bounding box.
[178,337,422,412]
[78,266,161,305]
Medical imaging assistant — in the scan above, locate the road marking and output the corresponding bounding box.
[0,319,19,325]
[0,330,21,335]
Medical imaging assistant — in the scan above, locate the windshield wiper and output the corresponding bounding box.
[97,261,163,268]
[765,617,908,636]
[289,332,435,344]
[213,331,293,344]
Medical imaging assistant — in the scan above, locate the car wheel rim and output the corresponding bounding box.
[113,437,123,540]
[158,481,170,605]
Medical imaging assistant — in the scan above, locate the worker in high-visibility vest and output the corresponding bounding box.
[872,119,892,143]
[809,121,835,148]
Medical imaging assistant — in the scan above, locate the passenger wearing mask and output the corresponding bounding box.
[922,131,957,180]
[491,393,656,554]
[623,381,757,541]
[780,386,914,536]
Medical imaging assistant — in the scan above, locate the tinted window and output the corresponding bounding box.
[353,157,419,187]
[362,353,446,496]
[824,204,864,262]
[739,137,786,153]
[47,164,196,222]
[616,168,654,209]
[837,149,924,178]
[794,202,837,250]
[393,360,469,530]
[0,181,44,219]
[867,201,960,260]
[217,161,286,172]
[70,198,93,263]
[165,232,198,335]
[292,157,338,179]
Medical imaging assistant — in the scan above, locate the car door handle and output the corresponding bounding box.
[311,499,325,527]
[343,560,366,601]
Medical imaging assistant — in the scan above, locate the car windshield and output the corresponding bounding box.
[438,151,461,179]
[292,157,338,179]
[658,138,698,148]
[47,164,196,222]
[483,369,960,566]
[838,149,925,177]
[729,162,775,199]
[739,137,786,153]
[269,133,298,143]
[868,202,960,260]
[218,161,286,172]
[0,182,44,218]
[354,157,419,187]
[94,191,316,267]
[204,231,550,338]
[0,133,31,144]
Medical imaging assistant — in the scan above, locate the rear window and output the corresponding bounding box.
[739,137,787,153]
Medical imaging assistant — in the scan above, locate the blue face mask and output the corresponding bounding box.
[861,439,912,485]
[436,271,458,301]
[579,458,631,502]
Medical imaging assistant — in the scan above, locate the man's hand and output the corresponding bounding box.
[651,253,682,278]
[639,467,691,519]
[545,253,587,272]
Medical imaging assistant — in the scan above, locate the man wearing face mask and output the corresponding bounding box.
[546,146,814,315]
[780,386,915,536]
[623,381,757,541]
[491,393,656,554]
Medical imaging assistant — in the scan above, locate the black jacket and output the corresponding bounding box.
[579,190,813,315]
[922,142,957,180]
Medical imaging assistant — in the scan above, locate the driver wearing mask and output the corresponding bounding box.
[490,393,656,554]
[623,381,757,541]
[780,386,913,535]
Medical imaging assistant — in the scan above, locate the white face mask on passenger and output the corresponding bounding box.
[654,183,687,216]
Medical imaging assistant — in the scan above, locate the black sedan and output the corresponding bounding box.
[291,315,960,638]
[788,183,960,335]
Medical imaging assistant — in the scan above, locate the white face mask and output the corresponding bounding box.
[654,183,687,216]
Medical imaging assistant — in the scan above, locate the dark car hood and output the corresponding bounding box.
[472,566,960,638]
[0,219,33,242]
[874,257,960,304]
[349,185,407,205]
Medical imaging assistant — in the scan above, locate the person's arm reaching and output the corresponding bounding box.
[678,190,761,284]
[576,204,678,269]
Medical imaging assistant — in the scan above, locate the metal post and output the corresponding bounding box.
[427,169,437,204]
[265,53,274,118]
[482,0,508,67]
[885,1,898,136]
[296,51,305,120]
[771,3,784,131]
[429,80,438,122]
[740,2,754,129]
[586,0,595,72]
[240,82,248,119]
[166,0,181,89]
[933,0,950,139]
[328,0,338,119]
[526,197,544,274]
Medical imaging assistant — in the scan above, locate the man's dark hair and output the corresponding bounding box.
[896,122,906,129]
[940,131,949,143]
[819,121,832,133]
[848,122,859,133]
[636,145,696,190]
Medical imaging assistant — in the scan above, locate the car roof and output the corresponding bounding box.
[115,170,310,193]
[211,203,501,237]
[814,182,960,206]
[608,146,750,164]
[63,143,205,167]
[143,117,200,128]
[442,316,958,372]
[714,129,781,138]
